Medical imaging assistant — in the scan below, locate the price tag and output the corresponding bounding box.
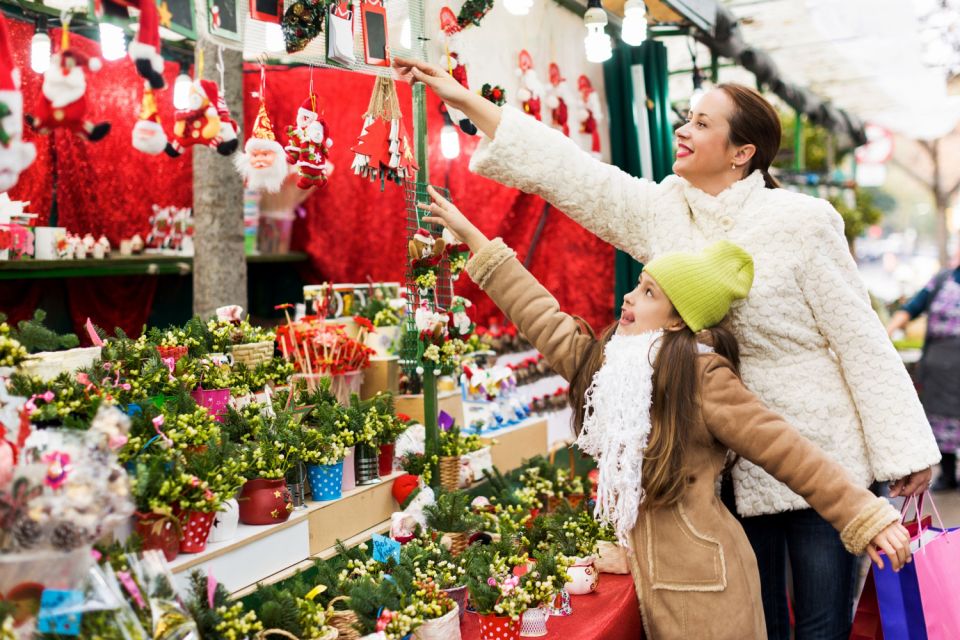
[372,533,401,564]
[37,589,84,636]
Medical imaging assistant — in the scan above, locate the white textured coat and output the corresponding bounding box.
[469,105,941,517]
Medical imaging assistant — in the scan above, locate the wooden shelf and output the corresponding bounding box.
[0,252,308,280]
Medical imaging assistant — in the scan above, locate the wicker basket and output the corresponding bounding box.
[231,340,275,367]
[438,456,460,492]
[442,531,469,557]
[326,595,360,640]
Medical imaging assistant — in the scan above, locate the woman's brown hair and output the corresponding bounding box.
[717,83,781,189]
[568,319,741,509]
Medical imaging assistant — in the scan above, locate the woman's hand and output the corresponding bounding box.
[866,521,912,571]
[393,57,470,108]
[889,467,933,497]
[419,185,489,254]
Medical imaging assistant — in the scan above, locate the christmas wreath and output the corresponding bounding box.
[457,0,495,28]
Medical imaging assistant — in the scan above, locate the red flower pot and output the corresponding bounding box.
[378,443,395,476]
[477,613,521,640]
[178,510,216,553]
[238,478,293,525]
[134,511,180,562]
[156,345,189,362]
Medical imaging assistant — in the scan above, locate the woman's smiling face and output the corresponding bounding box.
[673,89,740,182]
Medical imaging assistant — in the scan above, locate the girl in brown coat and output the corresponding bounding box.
[420,187,912,639]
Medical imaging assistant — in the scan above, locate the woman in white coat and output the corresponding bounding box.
[395,58,939,639]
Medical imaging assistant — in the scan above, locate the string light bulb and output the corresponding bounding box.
[503,0,533,17]
[265,22,284,53]
[689,64,706,109]
[173,62,191,109]
[30,21,51,74]
[583,0,611,63]
[621,0,647,47]
[440,123,460,159]
[98,22,127,61]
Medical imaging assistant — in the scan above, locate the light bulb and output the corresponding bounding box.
[265,22,285,53]
[173,72,191,109]
[99,22,126,61]
[440,124,460,159]
[30,30,51,74]
[621,0,647,46]
[503,0,531,17]
[400,17,411,49]
[583,2,611,63]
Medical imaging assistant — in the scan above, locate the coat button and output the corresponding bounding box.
[719,216,735,230]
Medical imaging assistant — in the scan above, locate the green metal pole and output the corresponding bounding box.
[793,109,804,171]
[412,81,440,489]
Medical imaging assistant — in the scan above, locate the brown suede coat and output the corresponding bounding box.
[466,239,899,639]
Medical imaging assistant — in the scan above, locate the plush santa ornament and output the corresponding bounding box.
[448,296,474,339]
[545,62,572,137]
[577,74,602,157]
[515,49,544,121]
[285,95,332,189]
[131,83,168,155]
[27,48,110,142]
[437,8,477,135]
[235,101,287,192]
[165,79,235,157]
[128,0,166,90]
[0,15,36,192]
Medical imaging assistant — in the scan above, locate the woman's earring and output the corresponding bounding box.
[731,162,737,171]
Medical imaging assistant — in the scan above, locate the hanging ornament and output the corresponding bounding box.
[282,0,326,54]
[326,1,355,66]
[515,50,543,121]
[236,65,288,192]
[0,13,36,192]
[350,76,418,187]
[480,83,506,106]
[285,88,333,190]
[545,63,571,137]
[27,16,110,143]
[165,52,238,157]
[456,0,494,28]
[131,82,168,155]
[438,7,476,135]
[128,0,166,90]
[577,74,602,156]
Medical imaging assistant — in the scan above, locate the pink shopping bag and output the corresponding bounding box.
[912,494,960,639]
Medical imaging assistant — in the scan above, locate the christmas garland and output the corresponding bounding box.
[457,0,495,28]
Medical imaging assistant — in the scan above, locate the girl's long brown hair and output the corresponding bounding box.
[568,319,741,509]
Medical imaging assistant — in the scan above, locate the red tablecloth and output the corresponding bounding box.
[459,574,644,639]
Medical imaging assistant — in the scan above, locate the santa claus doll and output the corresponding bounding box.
[131,83,168,155]
[128,0,166,90]
[27,49,110,142]
[437,9,477,135]
[234,101,288,193]
[577,74,603,157]
[285,95,332,189]
[165,79,236,157]
[515,50,544,121]
[545,63,571,137]
[0,14,35,192]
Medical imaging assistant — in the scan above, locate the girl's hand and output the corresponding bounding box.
[866,522,912,571]
[393,57,471,108]
[419,185,489,253]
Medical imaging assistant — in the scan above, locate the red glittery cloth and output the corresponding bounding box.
[459,573,644,639]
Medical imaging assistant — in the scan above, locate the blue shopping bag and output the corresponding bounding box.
[873,554,927,639]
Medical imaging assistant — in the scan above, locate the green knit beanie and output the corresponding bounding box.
[642,241,754,333]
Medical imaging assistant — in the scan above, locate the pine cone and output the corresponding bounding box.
[51,521,87,551]
[12,517,43,549]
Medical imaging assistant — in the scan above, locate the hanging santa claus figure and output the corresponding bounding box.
[131,83,167,155]
[515,50,543,121]
[0,14,36,192]
[165,79,236,157]
[235,100,288,193]
[285,95,333,190]
[27,48,110,142]
[577,74,602,157]
[545,63,571,137]
[437,8,476,135]
[128,0,166,90]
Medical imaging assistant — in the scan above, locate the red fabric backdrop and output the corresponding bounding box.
[0,19,613,338]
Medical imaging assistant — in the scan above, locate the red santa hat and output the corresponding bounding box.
[392,474,421,509]
[129,0,165,89]
[200,79,220,107]
[245,102,283,153]
[413,228,435,245]
[61,49,102,73]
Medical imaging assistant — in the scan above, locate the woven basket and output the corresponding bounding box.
[326,595,360,640]
[442,531,469,557]
[438,456,460,492]
[231,340,275,367]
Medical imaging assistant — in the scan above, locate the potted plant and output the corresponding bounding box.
[238,411,298,525]
[179,440,247,551]
[532,507,602,596]
[369,393,409,477]
[423,490,483,557]
[130,455,184,562]
[517,548,573,636]
[337,394,381,486]
[410,579,459,640]
[254,574,339,640]
[401,535,468,620]
[517,457,586,512]
[437,425,483,491]
[348,572,423,640]
[463,543,534,640]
